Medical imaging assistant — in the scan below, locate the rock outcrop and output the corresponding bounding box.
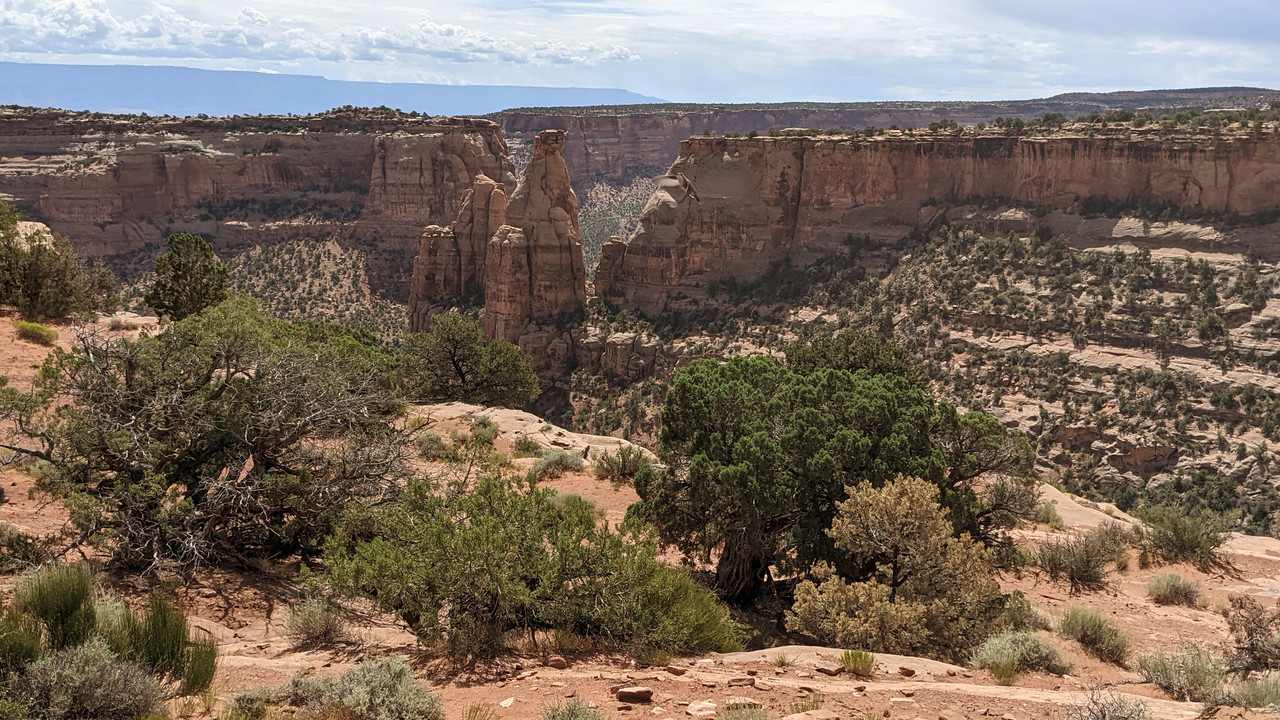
[597,131,1280,316]
[408,129,587,375]
[481,128,587,344]
[0,108,516,299]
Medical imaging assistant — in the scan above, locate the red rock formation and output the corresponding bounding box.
[407,174,509,331]
[597,132,1280,316]
[479,130,586,360]
[408,130,586,374]
[493,92,1265,184]
[0,109,515,299]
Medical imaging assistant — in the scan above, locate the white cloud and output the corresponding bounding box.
[0,0,639,66]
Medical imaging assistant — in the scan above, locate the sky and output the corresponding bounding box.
[1,0,1277,103]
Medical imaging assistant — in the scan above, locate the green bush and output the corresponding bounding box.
[594,445,651,483]
[839,648,875,676]
[972,631,1072,679]
[13,563,96,651]
[0,609,41,677]
[1136,505,1235,570]
[1002,591,1051,631]
[513,435,544,458]
[1146,573,1201,607]
[325,475,742,659]
[413,430,447,461]
[233,657,443,720]
[0,201,117,321]
[1135,642,1225,703]
[9,638,165,720]
[540,699,604,720]
[530,449,586,480]
[1063,688,1150,720]
[470,416,500,446]
[286,597,349,649]
[1035,523,1130,591]
[1058,606,1129,665]
[12,320,56,346]
[1034,501,1066,530]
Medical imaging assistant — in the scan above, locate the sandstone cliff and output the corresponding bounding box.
[408,130,587,375]
[597,131,1280,316]
[493,90,1274,184]
[0,108,516,298]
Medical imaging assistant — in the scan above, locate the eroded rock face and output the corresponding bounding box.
[408,174,509,332]
[0,109,516,299]
[477,130,586,351]
[597,133,1280,316]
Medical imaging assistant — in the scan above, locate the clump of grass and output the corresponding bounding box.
[541,699,604,720]
[1146,573,1201,607]
[466,704,499,720]
[1058,606,1129,665]
[839,648,875,677]
[13,319,57,345]
[717,700,767,720]
[13,561,96,650]
[789,694,824,714]
[772,653,795,668]
[1063,688,1151,720]
[971,631,1072,682]
[1135,642,1225,703]
[530,449,585,480]
[1227,673,1280,709]
[286,597,349,649]
[1036,523,1132,592]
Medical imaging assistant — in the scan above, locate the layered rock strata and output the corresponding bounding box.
[409,129,587,374]
[597,131,1280,316]
[0,108,515,297]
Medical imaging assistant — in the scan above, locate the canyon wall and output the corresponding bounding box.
[597,131,1280,316]
[493,91,1271,184]
[0,108,515,298]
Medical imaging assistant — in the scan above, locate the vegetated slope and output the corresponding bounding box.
[227,238,408,342]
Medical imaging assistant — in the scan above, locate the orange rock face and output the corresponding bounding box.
[0,109,515,298]
[597,132,1280,316]
[408,130,587,375]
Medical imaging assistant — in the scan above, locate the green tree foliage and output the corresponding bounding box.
[397,312,540,408]
[325,473,741,658]
[0,201,115,321]
[143,233,229,321]
[630,342,1034,603]
[787,476,1003,663]
[0,298,403,573]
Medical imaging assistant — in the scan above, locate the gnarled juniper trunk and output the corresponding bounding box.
[715,544,767,606]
